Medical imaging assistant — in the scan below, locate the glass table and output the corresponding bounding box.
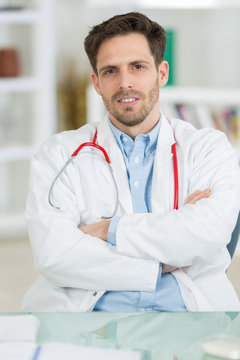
[29,312,240,360]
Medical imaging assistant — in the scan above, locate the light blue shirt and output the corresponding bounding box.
[94,117,186,312]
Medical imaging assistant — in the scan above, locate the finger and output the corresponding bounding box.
[162,264,178,273]
[186,188,210,204]
[187,188,211,204]
[186,190,203,204]
[186,190,201,201]
[189,188,210,198]
[187,192,210,205]
[78,224,89,234]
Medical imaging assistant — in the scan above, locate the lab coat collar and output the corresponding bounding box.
[157,112,175,145]
[152,112,176,213]
[96,112,176,215]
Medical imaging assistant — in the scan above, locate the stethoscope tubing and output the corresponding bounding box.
[48,157,74,211]
[48,129,179,216]
[172,143,179,210]
[48,147,119,218]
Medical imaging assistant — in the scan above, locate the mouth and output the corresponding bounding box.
[117,96,140,107]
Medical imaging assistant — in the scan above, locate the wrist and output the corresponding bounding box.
[102,220,110,241]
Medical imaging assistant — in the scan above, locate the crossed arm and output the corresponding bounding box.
[79,188,211,272]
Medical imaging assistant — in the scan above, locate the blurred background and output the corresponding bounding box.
[0,0,240,311]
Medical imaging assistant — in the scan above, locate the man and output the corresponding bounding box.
[22,12,240,312]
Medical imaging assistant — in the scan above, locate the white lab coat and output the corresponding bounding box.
[22,113,240,312]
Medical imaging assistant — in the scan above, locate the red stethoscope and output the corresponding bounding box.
[48,130,179,216]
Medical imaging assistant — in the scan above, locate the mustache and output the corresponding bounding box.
[112,90,145,101]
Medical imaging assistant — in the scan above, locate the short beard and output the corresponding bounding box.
[102,79,159,127]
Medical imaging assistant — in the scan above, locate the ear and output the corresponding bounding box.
[158,61,169,88]
[91,72,102,96]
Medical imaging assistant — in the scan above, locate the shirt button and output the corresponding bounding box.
[134,157,139,164]
[123,137,128,143]
[147,151,151,156]
[134,181,139,188]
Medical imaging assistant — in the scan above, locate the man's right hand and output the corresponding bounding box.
[162,188,211,273]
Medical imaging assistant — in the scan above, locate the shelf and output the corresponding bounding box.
[139,0,240,8]
[0,144,37,163]
[0,10,41,24]
[0,77,41,92]
[0,213,27,239]
[161,87,240,106]
[0,0,56,238]
[87,0,240,8]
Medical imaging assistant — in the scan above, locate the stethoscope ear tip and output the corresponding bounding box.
[60,207,66,212]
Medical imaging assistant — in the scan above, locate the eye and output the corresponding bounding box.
[103,68,116,75]
[134,64,144,70]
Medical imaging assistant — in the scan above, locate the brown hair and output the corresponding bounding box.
[84,12,166,74]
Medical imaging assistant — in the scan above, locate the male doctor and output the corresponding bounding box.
[22,12,240,312]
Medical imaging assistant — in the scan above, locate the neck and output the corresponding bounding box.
[109,109,160,140]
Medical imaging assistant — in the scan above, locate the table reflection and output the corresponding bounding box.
[35,312,240,360]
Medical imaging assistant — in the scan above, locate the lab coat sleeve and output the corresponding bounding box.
[115,129,240,267]
[25,135,159,291]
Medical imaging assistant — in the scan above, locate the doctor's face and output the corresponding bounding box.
[92,33,168,130]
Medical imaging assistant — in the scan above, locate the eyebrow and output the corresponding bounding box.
[98,59,152,74]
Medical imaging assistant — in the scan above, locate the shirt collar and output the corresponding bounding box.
[108,115,161,156]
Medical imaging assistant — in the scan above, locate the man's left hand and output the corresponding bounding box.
[78,220,110,241]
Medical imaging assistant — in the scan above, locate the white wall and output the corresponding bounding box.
[55,2,240,87]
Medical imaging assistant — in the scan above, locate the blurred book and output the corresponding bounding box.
[164,29,176,86]
[221,107,239,141]
[175,103,200,128]
[194,105,215,128]
[0,315,40,342]
[212,112,229,134]
[0,342,143,360]
[162,101,239,145]
[0,342,37,360]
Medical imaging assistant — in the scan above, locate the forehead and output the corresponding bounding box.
[96,33,154,69]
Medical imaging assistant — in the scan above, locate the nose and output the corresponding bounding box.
[118,70,133,90]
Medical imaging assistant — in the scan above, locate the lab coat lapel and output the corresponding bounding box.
[151,113,176,214]
[97,118,133,214]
